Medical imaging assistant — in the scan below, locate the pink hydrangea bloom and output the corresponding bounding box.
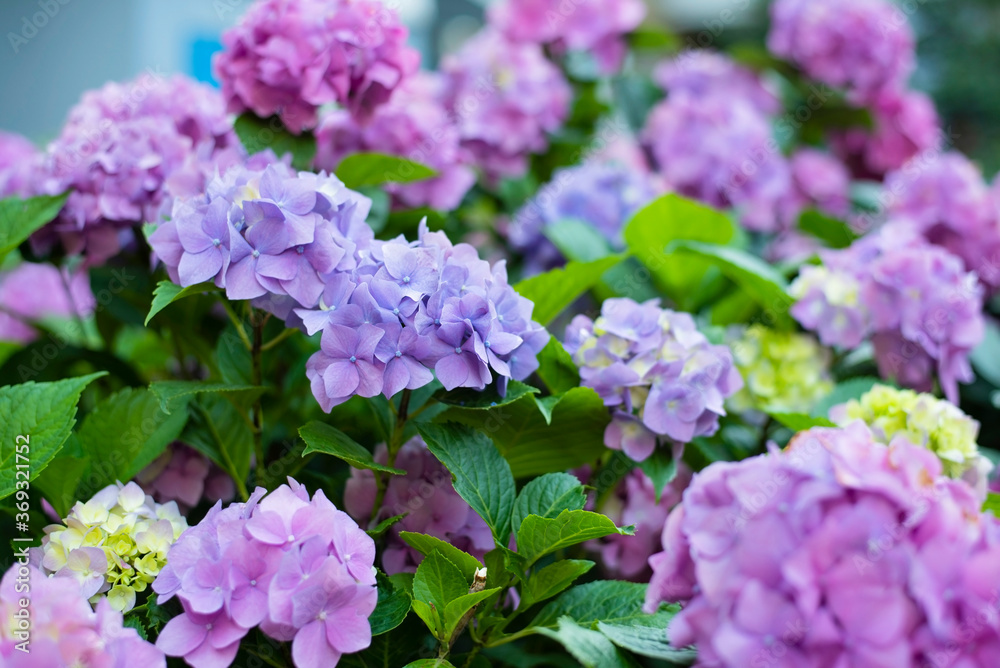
[488,0,645,74]
[768,0,915,104]
[0,130,41,198]
[781,148,852,221]
[0,262,94,343]
[315,72,476,211]
[646,422,1000,667]
[0,564,165,667]
[344,437,494,574]
[653,51,780,115]
[136,442,236,511]
[214,0,419,133]
[441,28,572,180]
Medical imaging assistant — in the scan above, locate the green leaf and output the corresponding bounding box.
[233,112,316,170]
[537,617,635,668]
[443,587,502,641]
[149,380,265,414]
[299,421,405,475]
[76,387,191,492]
[32,437,89,517]
[370,573,411,636]
[335,152,437,189]
[517,510,632,567]
[810,377,883,418]
[598,610,695,663]
[403,660,456,668]
[798,209,858,249]
[368,514,407,539]
[544,219,614,262]
[535,337,580,397]
[636,449,677,503]
[985,493,1000,516]
[514,254,626,326]
[624,194,734,309]
[434,380,538,410]
[533,580,652,629]
[183,393,254,486]
[145,281,221,326]
[417,423,516,543]
[510,472,587,535]
[441,387,610,478]
[668,240,793,328]
[0,193,68,260]
[399,532,484,583]
[0,372,106,500]
[769,412,837,432]
[412,552,468,638]
[521,560,595,609]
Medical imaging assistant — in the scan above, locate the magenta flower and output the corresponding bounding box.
[0,262,94,344]
[0,130,41,198]
[136,442,235,511]
[156,610,247,668]
[653,50,780,115]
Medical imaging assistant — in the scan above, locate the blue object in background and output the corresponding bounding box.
[191,37,223,87]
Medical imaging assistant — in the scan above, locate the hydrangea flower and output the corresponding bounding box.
[831,384,992,495]
[728,325,833,414]
[214,0,419,133]
[0,262,94,344]
[779,148,852,223]
[790,230,984,401]
[344,437,493,574]
[154,478,377,668]
[566,298,742,462]
[884,151,1000,289]
[34,73,238,265]
[506,161,659,274]
[488,0,645,74]
[38,481,189,612]
[645,422,1000,666]
[641,90,791,233]
[653,51,780,115]
[595,467,692,581]
[0,130,41,198]
[136,442,236,512]
[0,564,165,667]
[441,28,572,180]
[315,72,476,211]
[768,0,914,104]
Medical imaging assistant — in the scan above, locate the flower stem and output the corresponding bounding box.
[260,327,297,352]
[222,300,252,350]
[251,312,265,484]
[368,389,412,526]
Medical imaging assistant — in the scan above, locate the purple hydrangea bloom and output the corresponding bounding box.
[34,73,238,265]
[768,0,915,104]
[653,50,780,115]
[441,28,572,180]
[791,230,984,402]
[344,437,494,574]
[641,90,792,233]
[136,442,236,512]
[0,130,41,198]
[645,422,1000,666]
[507,161,660,274]
[213,0,419,133]
[0,262,94,344]
[566,298,742,462]
[884,151,1000,290]
[154,478,377,668]
[488,0,646,74]
[0,564,165,667]
[780,148,852,222]
[315,72,476,211]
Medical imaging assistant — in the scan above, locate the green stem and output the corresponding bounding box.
[252,313,265,484]
[462,645,483,668]
[758,416,774,453]
[194,402,249,501]
[260,327,298,352]
[483,627,538,649]
[222,301,252,350]
[368,389,412,526]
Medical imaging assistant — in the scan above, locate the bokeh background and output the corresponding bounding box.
[2,0,999,173]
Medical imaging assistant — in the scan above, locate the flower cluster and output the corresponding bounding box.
[0,130,40,198]
[645,423,1000,666]
[136,442,236,512]
[768,0,914,105]
[441,28,572,180]
[595,467,691,581]
[791,230,984,402]
[35,73,239,265]
[884,151,1000,290]
[642,52,791,233]
[0,262,94,344]
[39,482,188,612]
[782,148,852,220]
[653,50,780,115]
[214,0,418,133]
[154,479,377,668]
[0,563,165,667]
[506,161,659,274]
[315,72,476,211]
[831,384,992,493]
[488,0,646,74]
[565,298,742,462]
[344,437,494,574]
[728,325,833,414]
